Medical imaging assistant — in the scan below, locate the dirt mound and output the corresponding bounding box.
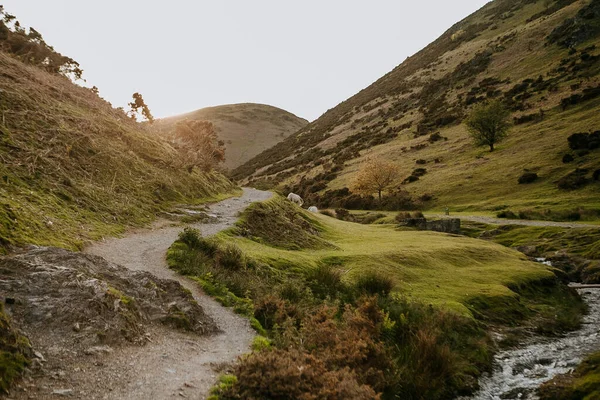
[0,247,218,353]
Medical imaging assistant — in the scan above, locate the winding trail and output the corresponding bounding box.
[78,188,272,400]
[427,214,600,229]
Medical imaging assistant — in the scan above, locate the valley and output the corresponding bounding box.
[1,0,600,399]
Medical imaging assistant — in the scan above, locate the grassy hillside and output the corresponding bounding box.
[0,52,236,252]
[168,196,583,398]
[233,0,600,216]
[155,103,308,170]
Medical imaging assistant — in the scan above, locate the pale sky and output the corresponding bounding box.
[4,1,490,121]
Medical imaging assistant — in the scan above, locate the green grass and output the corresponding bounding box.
[0,304,30,394]
[221,197,555,316]
[539,351,600,399]
[0,52,238,252]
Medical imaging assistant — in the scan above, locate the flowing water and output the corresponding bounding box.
[466,286,600,399]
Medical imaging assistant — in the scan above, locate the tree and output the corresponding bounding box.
[128,92,154,123]
[170,120,225,172]
[465,100,511,152]
[351,158,399,202]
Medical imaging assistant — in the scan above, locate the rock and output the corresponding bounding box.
[51,389,73,396]
[33,351,45,362]
[84,346,113,356]
[72,322,81,332]
[516,245,538,256]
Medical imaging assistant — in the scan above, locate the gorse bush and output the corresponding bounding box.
[518,172,538,184]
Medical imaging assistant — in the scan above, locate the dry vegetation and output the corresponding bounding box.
[168,196,584,399]
[155,103,308,170]
[234,0,600,219]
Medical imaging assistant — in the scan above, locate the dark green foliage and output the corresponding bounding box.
[594,169,600,181]
[567,131,600,150]
[497,210,518,219]
[465,100,511,152]
[412,168,427,177]
[305,264,346,299]
[518,172,538,184]
[547,0,600,48]
[354,272,394,297]
[561,85,600,109]
[563,153,575,163]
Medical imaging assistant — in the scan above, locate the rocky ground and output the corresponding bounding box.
[1,188,272,399]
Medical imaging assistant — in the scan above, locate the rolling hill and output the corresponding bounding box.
[233,0,600,217]
[0,51,235,252]
[155,103,308,170]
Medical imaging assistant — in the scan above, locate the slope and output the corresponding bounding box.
[233,0,600,216]
[0,51,236,252]
[155,103,308,170]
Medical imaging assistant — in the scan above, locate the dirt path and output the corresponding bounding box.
[23,188,271,400]
[427,214,599,229]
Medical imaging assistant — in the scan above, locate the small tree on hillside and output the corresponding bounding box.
[170,120,225,173]
[465,100,511,152]
[128,92,154,123]
[351,158,399,202]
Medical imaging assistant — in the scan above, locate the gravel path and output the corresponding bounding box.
[427,214,599,229]
[67,188,271,400]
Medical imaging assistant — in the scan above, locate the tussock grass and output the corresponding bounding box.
[0,52,236,251]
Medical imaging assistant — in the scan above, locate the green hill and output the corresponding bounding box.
[233,0,600,218]
[0,51,236,252]
[156,103,308,170]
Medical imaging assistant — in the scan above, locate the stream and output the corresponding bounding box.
[466,283,600,399]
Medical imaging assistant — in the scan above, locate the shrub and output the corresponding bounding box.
[215,243,246,271]
[562,154,575,163]
[557,169,589,190]
[306,264,346,299]
[518,172,538,184]
[412,168,428,177]
[428,132,444,143]
[355,272,395,297]
[403,175,419,184]
[177,228,218,256]
[220,349,377,400]
[594,169,600,181]
[497,210,518,219]
[335,208,351,220]
[416,159,427,165]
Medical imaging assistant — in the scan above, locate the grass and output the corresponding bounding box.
[155,103,307,170]
[233,0,600,218]
[222,197,556,316]
[0,304,30,394]
[0,51,238,253]
[169,195,584,399]
[538,351,600,399]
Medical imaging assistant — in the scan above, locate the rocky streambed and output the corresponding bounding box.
[467,282,600,399]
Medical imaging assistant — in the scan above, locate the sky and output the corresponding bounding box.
[4,1,490,121]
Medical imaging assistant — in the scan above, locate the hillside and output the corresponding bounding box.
[0,51,236,252]
[233,0,600,217]
[155,103,308,170]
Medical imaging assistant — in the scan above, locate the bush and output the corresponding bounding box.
[306,264,346,299]
[416,159,427,165]
[220,349,377,400]
[177,228,218,256]
[518,172,538,184]
[594,169,600,181]
[562,154,574,163]
[403,175,419,184]
[497,210,518,219]
[335,208,351,220]
[355,272,395,297]
[412,168,427,177]
[215,243,246,271]
[557,169,589,190]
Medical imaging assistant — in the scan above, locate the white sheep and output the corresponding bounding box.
[286,192,304,206]
[308,206,318,213]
